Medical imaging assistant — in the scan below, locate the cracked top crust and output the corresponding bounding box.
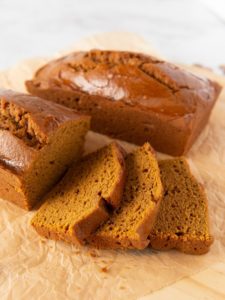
[30,50,221,117]
[0,89,89,172]
[0,89,88,145]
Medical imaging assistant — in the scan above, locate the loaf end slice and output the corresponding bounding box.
[31,142,126,245]
[0,89,90,210]
[149,158,213,255]
[88,143,163,250]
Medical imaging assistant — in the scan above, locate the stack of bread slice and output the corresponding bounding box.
[31,142,126,245]
[31,142,213,254]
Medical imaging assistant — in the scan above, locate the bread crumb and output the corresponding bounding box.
[89,250,98,258]
[101,267,109,273]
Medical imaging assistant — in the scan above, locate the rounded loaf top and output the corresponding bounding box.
[0,89,90,173]
[31,50,221,118]
[0,89,89,137]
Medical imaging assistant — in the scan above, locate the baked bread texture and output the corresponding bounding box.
[0,89,90,210]
[31,142,126,245]
[88,143,163,250]
[149,158,213,254]
[26,50,221,156]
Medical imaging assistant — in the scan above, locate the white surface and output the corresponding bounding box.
[0,0,225,69]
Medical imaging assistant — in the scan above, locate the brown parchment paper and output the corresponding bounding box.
[0,32,225,300]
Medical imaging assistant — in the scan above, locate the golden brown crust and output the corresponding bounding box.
[0,130,37,174]
[0,89,88,136]
[26,50,222,155]
[0,89,90,173]
[0,164,29,210]
[149,233,213,255]
[103,142,127,208]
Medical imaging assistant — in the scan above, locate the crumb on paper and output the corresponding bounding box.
[101,267,109,273]
[89,250,99,258]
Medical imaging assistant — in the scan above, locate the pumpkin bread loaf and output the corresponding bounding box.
[31,142,126,245]
[88,143,163,250]
[149,158,213,254]
[26,50,221,156]
[0,89,90,210]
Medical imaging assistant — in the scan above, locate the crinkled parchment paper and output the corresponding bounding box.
[0,32,225,300]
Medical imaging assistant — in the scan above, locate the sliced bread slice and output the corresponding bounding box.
[149,158,213,254]
[31,142,126,245]
[88,143,163,250]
